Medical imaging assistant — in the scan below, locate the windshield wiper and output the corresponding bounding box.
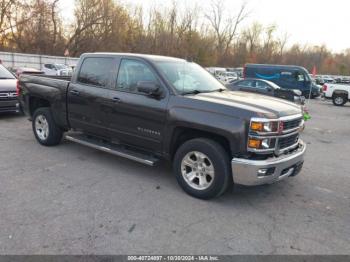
[182,90,202,95]
[182,88,226,95]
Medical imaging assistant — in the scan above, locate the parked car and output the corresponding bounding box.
[321,76,336,84]
[341,77,350,84]
[0,64,20,113]
[217,71,239,84]
[18,53,306,199]
[322,83,350,106]
[244,64,320,98]
[206,67,226,76]
[42,63,73,76]
[226,78,305,105]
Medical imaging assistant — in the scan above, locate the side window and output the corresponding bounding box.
[116,59,158,93]
[295,72,305,82]
[77,57,114,87]
[238,80,254,88]
[255,81,269,89]
[280,71,295,84]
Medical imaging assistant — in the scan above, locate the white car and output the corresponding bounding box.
[322,83,350,106]
[42,63,73,76]
[217,72,239,84]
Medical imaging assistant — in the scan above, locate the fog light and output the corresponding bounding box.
[257,167,275,177]
[257,169,268,177]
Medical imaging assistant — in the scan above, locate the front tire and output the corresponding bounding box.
[173,138,232,200]
[333,94,347,106]
[32,107,63,146]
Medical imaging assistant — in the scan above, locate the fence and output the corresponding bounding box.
[0,51,79,69]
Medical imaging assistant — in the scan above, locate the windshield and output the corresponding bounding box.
[155,61,225,94]
[0,65,15,79]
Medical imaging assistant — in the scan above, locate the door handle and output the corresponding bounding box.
[70,90,80,96]
[112,97,121,103]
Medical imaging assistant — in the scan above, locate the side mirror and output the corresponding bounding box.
[137,81,162,97]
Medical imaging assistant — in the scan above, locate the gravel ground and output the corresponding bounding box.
[0,98,349,255]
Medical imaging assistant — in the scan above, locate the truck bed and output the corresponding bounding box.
[19,74,71,128]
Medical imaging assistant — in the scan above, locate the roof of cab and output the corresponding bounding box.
[81,52,186,63]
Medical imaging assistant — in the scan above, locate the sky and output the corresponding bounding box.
[60,0,350,53]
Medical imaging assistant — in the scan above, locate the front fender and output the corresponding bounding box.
[164,104,247,157]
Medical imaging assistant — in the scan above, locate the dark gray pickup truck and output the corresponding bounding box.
[18,53,306,199]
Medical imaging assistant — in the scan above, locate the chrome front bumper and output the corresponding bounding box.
[231,141,306,186]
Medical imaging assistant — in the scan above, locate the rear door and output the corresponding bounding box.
[107,58,169,153]
[67,57,116,138]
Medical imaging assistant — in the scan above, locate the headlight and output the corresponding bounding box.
[250,121,278,133]
[248,137,275,150]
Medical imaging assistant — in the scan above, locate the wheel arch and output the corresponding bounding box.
[332,90,348,97]
[169,127,233,160]
[29,96,51,117]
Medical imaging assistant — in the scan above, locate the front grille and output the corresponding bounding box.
[279,134,299,150]
[0,97,17,101]
[0,92,17,101]
[0,105,17,111]
[283,118,302,131]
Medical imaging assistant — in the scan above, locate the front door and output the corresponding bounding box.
[107,58,169,154]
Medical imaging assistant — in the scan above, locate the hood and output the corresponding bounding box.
[189,90,302,119]
[0,79,17,92]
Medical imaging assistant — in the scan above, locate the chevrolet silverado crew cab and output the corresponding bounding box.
[18,53,306,199]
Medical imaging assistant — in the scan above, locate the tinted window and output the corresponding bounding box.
[78,57,114,87]
[116,59,158,93]
[295,72,305,82]
[255,81,269,89]
[237,80,254,88]
[280,71,296,84]
[0,65,15,79]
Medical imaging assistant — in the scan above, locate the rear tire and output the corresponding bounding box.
[332,94,347,106]
[173,138,232,200]
[32,107,63,146]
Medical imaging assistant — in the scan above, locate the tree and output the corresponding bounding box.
[205,0,249,64]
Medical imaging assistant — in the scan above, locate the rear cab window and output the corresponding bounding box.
[77,57,115,88]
